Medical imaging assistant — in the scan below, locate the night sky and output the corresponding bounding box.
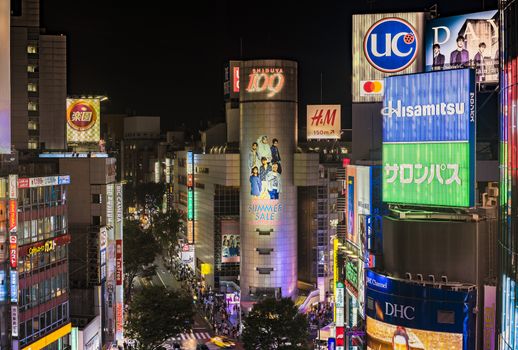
[41,0,497,132]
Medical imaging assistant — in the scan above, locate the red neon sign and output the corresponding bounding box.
[9,235,17,268]
[116,240,123,285]
[233,67,240,93]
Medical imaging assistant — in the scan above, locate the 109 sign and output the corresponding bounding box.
[364,18,419,73]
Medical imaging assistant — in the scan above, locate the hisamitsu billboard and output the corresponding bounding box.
[382,69,475,207]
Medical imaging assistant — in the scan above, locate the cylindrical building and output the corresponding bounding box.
[240,59,297,300]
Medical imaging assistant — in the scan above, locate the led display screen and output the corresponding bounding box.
[382,69,475,207]
[425,10,498,84]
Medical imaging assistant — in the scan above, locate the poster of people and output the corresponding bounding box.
[221,219,240,263]
[426,10,498,83]
[248,135,282,200]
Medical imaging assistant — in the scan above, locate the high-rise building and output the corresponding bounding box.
[6,174,72,350]
[239,60,298,300]
[59,157,123,349]
[11,0,66,152]
[122,116,161,186]
[498,1,518,348]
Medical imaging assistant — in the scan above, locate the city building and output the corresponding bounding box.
[11,0,66,152]
[498,0,518,348]
[58,157,123,349]
[5,174,72,350]
[122,116,161,186]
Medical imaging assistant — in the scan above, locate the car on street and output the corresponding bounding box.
[209,335,235,348]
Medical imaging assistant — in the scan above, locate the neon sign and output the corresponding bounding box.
[246,68,285,97]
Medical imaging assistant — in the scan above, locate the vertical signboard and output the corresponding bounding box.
[10,270,17,303]
[307,105,341,140]
[425,10,498,83]
[0,0,10,154]
[106,183,114,227]
[0,270,6,301]
[99,227,107,283]
[66,98,101,144]
[9,235,17,268]
[346,167,356,244]
[115,183,124,342]
[352,13,425,102]
[11,305,18,337]
[382,69,476,207]
[336,326,345,350]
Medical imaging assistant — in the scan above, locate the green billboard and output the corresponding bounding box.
[383,142,472,207]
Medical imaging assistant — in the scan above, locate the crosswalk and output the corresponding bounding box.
[162,331,212,345]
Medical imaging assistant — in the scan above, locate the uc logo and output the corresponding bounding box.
[363,18,418,73]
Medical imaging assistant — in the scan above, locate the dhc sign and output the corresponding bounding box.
[364,18,419,73]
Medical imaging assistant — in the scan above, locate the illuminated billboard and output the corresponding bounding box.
[382,69,476,207]
[0,0,10,154]
[66,98,101,144]
[307,105,341,140]
[221,219,239,263]
[366,270,476,350]
[425,10,498,83]
[352,13,425,102]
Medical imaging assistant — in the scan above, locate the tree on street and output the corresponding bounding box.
[123,219,160,302]
[151,210,183,267]
[242,297,310,350]
[126,285,195,350]
[135,182,164,209]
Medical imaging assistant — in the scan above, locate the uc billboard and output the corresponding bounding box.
[352,13,425,102]
[366,270,476,350]
[382,69,476,207]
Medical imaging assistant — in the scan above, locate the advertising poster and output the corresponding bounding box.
[382,69,475,207]
[426,10,498,83]
[366,270,476,350]
[307,105,341,140]
[352,13,425,102]
[246,134,284,224]
[66,98,101,144]
[0,0,10,154]
[221,219,240,263]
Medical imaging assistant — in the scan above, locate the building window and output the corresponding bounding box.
[27,64,38,73]
[28,101,38,111]
[28,140,38,149]
[28,120,38,130]
[27,45,37,54]
[28,83,37,92]
[92,216,101,225]
[92,194,101,204]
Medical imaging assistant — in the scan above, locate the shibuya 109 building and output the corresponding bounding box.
[240,60,298,300]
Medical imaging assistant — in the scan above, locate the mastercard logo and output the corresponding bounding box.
[362,80,383,94]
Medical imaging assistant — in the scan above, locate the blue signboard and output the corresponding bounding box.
[364,18,419,73]
[0,270,6,302]
[10,270,18,303]
[383,69,475,143]
[327,337,336,350]
[366,270,476,349]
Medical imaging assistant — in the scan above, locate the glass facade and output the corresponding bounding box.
[15,180,71,349]
[499,1,518,349]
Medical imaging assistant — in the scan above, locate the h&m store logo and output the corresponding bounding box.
[364,17,419,73]
[246,68,285,97]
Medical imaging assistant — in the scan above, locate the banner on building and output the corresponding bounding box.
[382,69,476,207]
[307,105,341,140]
[425,10,498,84]
[66,98,101,144]
[352,12,425,102]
